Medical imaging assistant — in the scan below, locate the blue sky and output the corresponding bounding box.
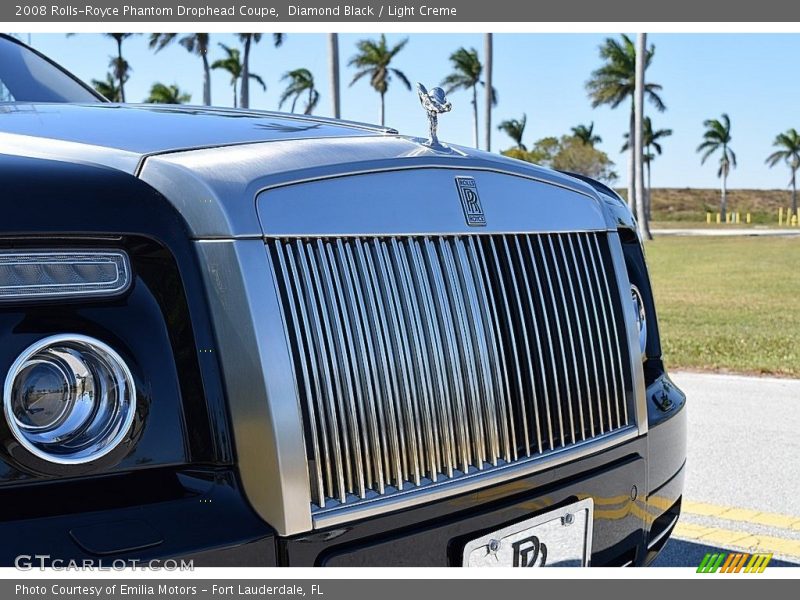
[20,32,800,190]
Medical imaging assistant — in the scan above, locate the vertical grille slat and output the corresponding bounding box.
[591,233,630,429]
[576,234,612,434]
[440,237,487,469]
[524,236,563,449]
[318,239,367,498]
[269,241,327,507]
[408,239,456,478]
[374,238,423,486]
[490,237,532,457]
[336,240,385,493]
[392,239,440,481]
[424,237,472,474]
[550,236,586,442]
[507,236,543,455]
[268,232,633,510]
[354,239,405,489]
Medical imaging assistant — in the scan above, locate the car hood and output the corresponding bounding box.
[0,102,618,240]
[0,102,394,173]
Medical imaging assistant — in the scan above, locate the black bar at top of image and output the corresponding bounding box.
[3,0,800,22]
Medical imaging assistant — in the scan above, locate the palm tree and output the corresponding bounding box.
[766,128,800,216]
[484,33,493,152]
[328,33,340,118]
[68,33,136,101]
[105,33,136,102]
[571,122,602,146]
[145,82,191,104]
[623,117,672,220]
[91,73,122,102]
[279,69,320,114]
[211,43,266,108]
[238,33,284,109]
[586,34,665,211]
[697,113,737,221]
[497,115,527,150]
[149,33,211,105]
[441,47,497,149]
[348,34,412,126]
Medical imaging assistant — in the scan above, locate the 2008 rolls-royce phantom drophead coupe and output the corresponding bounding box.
[0,33,685,567]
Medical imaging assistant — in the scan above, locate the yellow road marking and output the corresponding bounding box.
[683,500,800,531]
[673,522,800,559]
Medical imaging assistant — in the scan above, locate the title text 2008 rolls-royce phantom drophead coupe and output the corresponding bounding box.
[0,33,685,567]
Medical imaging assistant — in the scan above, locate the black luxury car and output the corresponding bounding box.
[0,33,685,567]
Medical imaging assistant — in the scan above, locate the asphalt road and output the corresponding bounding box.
[650,371,800,567]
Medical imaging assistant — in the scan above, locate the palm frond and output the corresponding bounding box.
[391,68,412,90]
[248,72,267,91]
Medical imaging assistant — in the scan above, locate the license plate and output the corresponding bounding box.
[462,498,593,567]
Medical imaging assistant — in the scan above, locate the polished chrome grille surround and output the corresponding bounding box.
[267,232,633,511]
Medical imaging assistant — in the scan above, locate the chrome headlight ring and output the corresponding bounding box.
[3,334,136,465]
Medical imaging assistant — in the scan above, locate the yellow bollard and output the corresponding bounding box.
[716,213,721,224]
[793,215,798,227]
[706,212,712,224]
[780,207,784,226]
[747,212,751,224]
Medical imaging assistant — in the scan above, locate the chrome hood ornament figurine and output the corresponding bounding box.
[417,82,452,148]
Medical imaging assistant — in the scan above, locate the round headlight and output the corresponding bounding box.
[630,285,647,360]
[3,335,136,464]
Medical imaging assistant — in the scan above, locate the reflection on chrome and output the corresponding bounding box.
[4,334,136,464]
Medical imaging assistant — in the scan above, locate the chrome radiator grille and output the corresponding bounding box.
[267,232,633,510]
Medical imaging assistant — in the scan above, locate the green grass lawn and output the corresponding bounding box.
[645,236,800,377]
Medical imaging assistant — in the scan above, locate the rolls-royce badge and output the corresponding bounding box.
[455,176,486,227]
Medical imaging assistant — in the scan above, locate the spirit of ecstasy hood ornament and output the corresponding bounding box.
[416,82,452,148]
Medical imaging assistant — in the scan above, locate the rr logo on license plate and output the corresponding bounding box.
[513,535,548,567]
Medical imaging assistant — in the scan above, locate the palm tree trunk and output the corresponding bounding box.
[472,85,479,149]
[484,33,493,152]
[233,82,238,109]
[634,33,651,241]
[628,108,636,213]
[721,170,727,222]
[241,35,251,109]
[380,91,385,126]
[328,33,340,119]
[646,159,652,222]
[202,53,211,106]
[792,169,798,216]
[117,37,125,103]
